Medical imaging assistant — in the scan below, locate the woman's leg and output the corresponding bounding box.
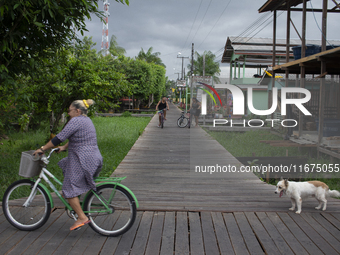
[68,197,89,230]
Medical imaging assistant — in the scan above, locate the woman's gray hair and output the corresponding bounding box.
[71,99,94,116]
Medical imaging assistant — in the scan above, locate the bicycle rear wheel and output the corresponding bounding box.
[177,116,188,128]
[83,184,137,237]
[2,179,51,231]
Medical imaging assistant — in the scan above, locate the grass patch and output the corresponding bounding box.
[206,129,340,190]
[206,130,304,157]
[0,116,151,201]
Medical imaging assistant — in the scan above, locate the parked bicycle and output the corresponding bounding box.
[2,148,138,237]
[177,111,190,128]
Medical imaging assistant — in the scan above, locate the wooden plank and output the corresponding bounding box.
[52,220,90,255]
[175,212,189,255]
[223,213,250,255]
[130,211,153,255]
[6,209,64,255]
[289,212,338,255]
[322,212,340,230]
[40,213,95,255]
[82,215,113,255]
[233,212,263,255]
[113,211,143,255]
[201,212,219,255]
[301,213,340,252]
[311,213,340,242]
[67,226,101,255]
[277,212,323,255]
[98,212,127,254]
[145,212,165,255]
[188,212,204,255]
[266,212,308,255]
[21,212,71,255]
[0,227,29,254]
[211,212,235,255]
[244,212,281,254]
[160,211,175,255]
[330,213,340,224]
[255,212,294,255]
[0,209,22,244]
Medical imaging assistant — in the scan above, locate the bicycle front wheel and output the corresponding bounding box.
[177,117,188,128]
[84,184,137,237]
[2,179,51,231]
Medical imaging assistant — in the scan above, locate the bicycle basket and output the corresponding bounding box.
[19,150,42,178]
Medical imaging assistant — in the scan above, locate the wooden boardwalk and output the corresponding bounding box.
[1,209,340,254]
[1,103,340,254]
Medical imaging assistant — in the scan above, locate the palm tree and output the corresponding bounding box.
[187,50,221,83]
[136,47,166,68]
[99,35,126,57]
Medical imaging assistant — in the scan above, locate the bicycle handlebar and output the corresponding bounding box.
[46,148,60,159]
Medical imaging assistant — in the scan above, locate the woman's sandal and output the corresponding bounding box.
[70,219,91,231]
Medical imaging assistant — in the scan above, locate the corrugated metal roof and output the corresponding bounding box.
[258,0,308,13]
[221,36,340,66]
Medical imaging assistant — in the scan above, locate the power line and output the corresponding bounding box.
[214,11,284,62]
[191,0,213,44]
[233,12,271,42]
[233,11,284,51]
[180,0,204,52]
[197,0,232,50]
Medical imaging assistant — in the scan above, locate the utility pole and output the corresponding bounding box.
[190,43,194,128]
[177,53,189,80]
[202,53,205,126]
[203,54,205,76]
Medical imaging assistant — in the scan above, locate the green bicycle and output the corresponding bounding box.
[2,148,138,237]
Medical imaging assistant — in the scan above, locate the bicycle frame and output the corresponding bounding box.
[158,109,165,127]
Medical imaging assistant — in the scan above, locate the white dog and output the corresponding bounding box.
[275,178,340,214]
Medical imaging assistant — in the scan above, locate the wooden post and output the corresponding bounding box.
[298,0,307,138]
[285,2,291,88]
[229,62,233,83]
[271,10,277,126]
[317,0,328,157]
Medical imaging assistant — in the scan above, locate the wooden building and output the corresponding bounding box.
[258,0,340,158]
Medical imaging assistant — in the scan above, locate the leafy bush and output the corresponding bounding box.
[121,111,132,117]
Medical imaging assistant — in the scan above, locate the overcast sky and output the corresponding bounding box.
[83,0,340,80]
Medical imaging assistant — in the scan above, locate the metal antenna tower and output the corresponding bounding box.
[101,0,110,56]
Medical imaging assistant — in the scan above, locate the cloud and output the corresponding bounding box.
[82,0,340,79]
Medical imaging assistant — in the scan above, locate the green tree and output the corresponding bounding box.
[0,0,128,76]
[17,37,128,134]
[136,47,166,68]
[108,35,126,57]
[187,50,221,83]
[0,0,129,133]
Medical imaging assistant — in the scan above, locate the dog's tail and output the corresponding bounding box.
[327,189,340,198]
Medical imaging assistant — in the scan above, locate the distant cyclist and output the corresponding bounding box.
[156,96,169,127]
